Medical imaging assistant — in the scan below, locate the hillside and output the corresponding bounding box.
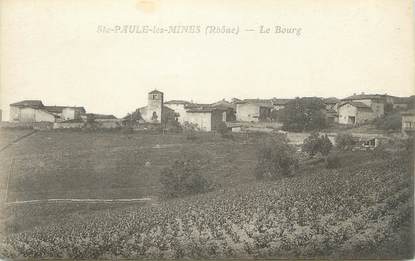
[1,149,412,259]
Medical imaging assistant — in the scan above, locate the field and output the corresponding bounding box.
[0,128,413,259]
[0,129,257,201]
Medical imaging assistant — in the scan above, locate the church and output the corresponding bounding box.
[136,90,229,132]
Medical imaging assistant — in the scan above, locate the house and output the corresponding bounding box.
[10,100,57,122]
[401,110,415,135]
[10,100,86,123]
[235,99,274,122]
[164,100,192,124]
[337,101,376,125]
[184,106,227,131]
[45,106,86,121]
[341,93,385,118]
[209,99,236,121]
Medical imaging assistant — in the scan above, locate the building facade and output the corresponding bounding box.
[139,90,164,124]
[236,100,273,122]
[338,102,376,125]
[401,110,415,135]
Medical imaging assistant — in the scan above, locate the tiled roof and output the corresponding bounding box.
[86,113,117,120]
[165,100,191,105]
[342,94,385,101]
[149,89,163,94]
[235,99,274,108]
[339,101,372,111]
[10,100,44,108]
[44,106,86,114]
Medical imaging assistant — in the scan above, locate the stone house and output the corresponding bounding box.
[184,107,227,132]
[10,100,85,123]
[164,100,192,124]
[341,93,385,118]
[235,99,273,122]
[401,109,415,135]
[338,101,376,125]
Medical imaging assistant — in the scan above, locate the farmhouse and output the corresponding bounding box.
[401,109,415,135]
[341,93,386,118]
[338,101,376,125]
[235,99,273,122]
[184,106,227,131]
[10,100,86,123]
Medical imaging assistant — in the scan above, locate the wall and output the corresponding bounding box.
[236,103,260,122]
[61,108,80,121]
[356,110,376,124]
[338,104,357,124]
[164,104,188,124]
[185,112,212,131]
[211,110,224,131]
[402,114,415,132]
[9,106,20,122]
[53,122,85,129]
[370,101,384,118]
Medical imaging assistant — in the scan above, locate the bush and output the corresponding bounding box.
[255,134,299,179]
[326,153,341,169]
[159,159,211,199]
[302,133,333,158]
[217,122,229,137]
[335,133,355,150]
[374,112,402,131]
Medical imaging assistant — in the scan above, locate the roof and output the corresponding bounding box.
[323,97,340,104]
[44,106,86,114]
[210,99,236,110]
[235,99,274,108]
[164,100,191,105]
[149,89,163,94]
[342,94,386,101]
[10,100,44,108]
[339,101,372,111]
[86,113,117,120]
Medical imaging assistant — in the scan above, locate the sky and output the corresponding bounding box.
[0,0,414,119]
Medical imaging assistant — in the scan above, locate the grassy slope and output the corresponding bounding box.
[0,130,257,201]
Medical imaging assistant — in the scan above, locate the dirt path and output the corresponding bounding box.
[0,130,37,153]
[4,197,153,206]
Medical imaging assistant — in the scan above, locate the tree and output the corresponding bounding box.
[302,133,333,158]
[279,97,327,132]
[374,112,402,131]
[159,159,211,198]
[320,134,333,156]
[335,133,355,150]
[302,132,322,157]
[255,134,299,179]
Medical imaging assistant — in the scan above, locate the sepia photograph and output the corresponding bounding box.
[0,0,414,259]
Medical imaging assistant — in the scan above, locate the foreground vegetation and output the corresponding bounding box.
[1,149,412,259]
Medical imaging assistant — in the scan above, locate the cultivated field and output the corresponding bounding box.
[0,128,413,259]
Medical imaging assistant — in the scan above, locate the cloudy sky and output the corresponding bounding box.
[1,0,413,119]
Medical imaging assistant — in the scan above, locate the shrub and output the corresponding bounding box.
[217,122,229,137]
[326,153,341,169]
[335,133,355,150]
[374,112,402,131]
[159,159,211,199]
[255,134,299,179]
[302,133,333,157]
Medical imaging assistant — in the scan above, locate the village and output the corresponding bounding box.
[1,90,414,148]
[0,90,413,259]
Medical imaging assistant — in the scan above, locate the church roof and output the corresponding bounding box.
[149,89,163,94]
